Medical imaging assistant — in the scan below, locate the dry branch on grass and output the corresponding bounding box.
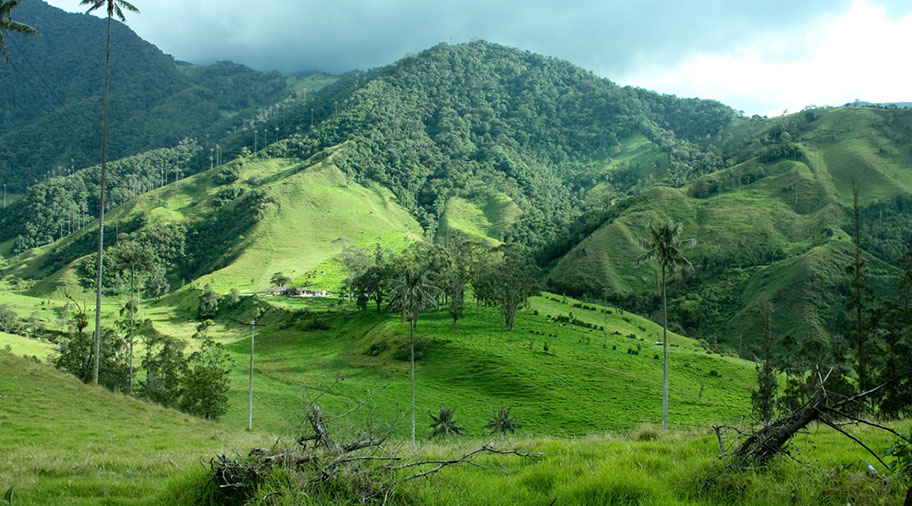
[722,380,901,470]
[208,404,543,504]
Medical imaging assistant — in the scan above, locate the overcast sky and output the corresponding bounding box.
[44,0,912,116]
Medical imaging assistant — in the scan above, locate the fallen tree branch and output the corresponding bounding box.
[816,411,890,471]
[730,377,906,470]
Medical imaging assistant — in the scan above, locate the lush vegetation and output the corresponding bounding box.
[1,28,911,505]
[0,0,304,191]
[0,351,906,505]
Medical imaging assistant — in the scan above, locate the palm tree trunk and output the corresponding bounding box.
[410,318,416,443]
[249,319,255,431]
[92,13,113,385]
[662,266,668,430]
[128,267,135,395]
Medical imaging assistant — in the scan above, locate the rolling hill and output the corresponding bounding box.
[0,33,910,366]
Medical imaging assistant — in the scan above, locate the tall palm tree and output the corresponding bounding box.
[111,240,150,395]
[635,219,694,430]
[81,0,139,384]
[387,265,439,443]
[0,0,39,64]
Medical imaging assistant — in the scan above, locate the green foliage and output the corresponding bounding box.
[885,431,912,482]
[750,303,778,423]
[281,41,730,247]
[0,304,17,333]
[0,142,199,250]
[214,165,241,185]
[484,407,521,435]
[302,318,329,331]
[270,272,291,287]
[139,334,186,408]
[0,0,293,193]
[53,327,129,392]
[490,243,540,331]
[870,250,912,417]
[0,485,11,506]
[428,405,463,438]
[197,284,219,320]
[179,338,232,420]
[193,319,214,339]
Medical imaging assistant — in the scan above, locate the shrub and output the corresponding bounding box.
[428,405,463,438]
[484,407,521,435]
[179,339,232,420]
[197,284,219,320]
[303,318,329,331]
[0,305,17,333]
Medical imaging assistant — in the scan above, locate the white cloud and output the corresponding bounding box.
[617,0,912,116]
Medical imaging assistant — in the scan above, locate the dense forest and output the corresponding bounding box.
[4,18,912,357]
[0,0,292,191]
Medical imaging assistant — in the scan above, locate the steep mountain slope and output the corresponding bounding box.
[3,39,911,355]
[0,0,296,190]
[549,107,912,347]
[2,146,423,298]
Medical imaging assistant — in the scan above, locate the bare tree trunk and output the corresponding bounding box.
[603,290,608,349]
[410,319,416,443]
[249,319,255,431]
[128,268,135,395]
[92,14,113,385]
[662,267,668,430]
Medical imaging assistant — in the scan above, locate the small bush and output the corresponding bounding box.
[303,318,329,331]
[365,342,387,356]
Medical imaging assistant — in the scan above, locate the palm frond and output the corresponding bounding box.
[634,219,695,273]
[7,19,37,35]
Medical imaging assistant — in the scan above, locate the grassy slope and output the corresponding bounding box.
[0,331,55,359]
[212,293,754,438]
[436,194,523,245]
[2,144,422,300]
[202,153,422,294]
[2,350,904,506]
[0,351,272,506]
[550,108,912,344]
[394,426,905,506]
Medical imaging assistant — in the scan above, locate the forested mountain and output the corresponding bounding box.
[0,0,293,190]
[3,36,912,356]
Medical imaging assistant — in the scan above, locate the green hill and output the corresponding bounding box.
[207,293,754,436]
[0,350,270,505]
[2,39,912,379]
[548,107,912,348]
[1,347,903,506]
[0,0,328,192]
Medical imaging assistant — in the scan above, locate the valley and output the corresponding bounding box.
[0,1,910,504]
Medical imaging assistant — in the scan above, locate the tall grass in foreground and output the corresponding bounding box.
[172,424,907,506]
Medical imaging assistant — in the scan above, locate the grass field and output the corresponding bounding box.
[1,348,905,505]
[0,351,273,506]
[0,331,55,360]
[202,291,754,438]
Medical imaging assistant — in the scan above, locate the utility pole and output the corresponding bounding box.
[603,287,609,348]
[246,305,265,431]
[248,316,255,431]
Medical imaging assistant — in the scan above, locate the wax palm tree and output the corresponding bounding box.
[81,0,139,384]
[0,0,40,64]
[388,265,439,443]
[428,405,463,438]
[635,219,694,430]
[111,240,151,395]
[484,407,521,435]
